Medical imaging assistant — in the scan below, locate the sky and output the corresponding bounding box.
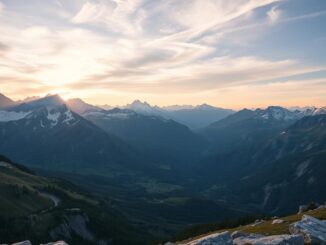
[0,0,326,109]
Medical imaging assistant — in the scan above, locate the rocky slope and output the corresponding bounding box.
[174,205,326,245]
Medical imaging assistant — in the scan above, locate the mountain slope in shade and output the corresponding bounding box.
[83,108,207,163]
[0,93,16,109]
[0,155,150,245]
[199,114,326,215]
[201,106,301,154]
[0,95,141,173]
[166,104,234,130]
[122,100,234,130]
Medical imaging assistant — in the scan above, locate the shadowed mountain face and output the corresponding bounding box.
[0,155,151,245]
[121,100,234,130]
[195,114,326,215]
[83,108,208,164]
[200,106,302,154]
[0,95,142,173]
[165,104,234,130]
[0,93,326,243]
[226,114,326,214]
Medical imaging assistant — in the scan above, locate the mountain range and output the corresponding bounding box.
[0,92,325,243]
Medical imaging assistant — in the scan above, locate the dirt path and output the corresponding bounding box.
[39,192,61,207]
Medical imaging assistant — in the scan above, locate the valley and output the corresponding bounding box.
[0,93,325,244]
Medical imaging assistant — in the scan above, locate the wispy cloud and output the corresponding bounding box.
[0,0,325,107]
[267,6,282,24]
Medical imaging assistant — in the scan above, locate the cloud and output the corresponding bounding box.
[72,0,117,24]
[0,0,325,107]
[267,6,282,23]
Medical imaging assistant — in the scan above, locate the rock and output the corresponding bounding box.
[164,242,174,245]
[11,241,32,245]
[41,242,69,245]
[231,231,264,240]
[184,231,232,245]
[251,219,265,227]
[299,205,309,214]
[272,219,285,224]
[231,231,246,239]
[41,241,68,245]
[233,234,304,245]
[289,215,326,244]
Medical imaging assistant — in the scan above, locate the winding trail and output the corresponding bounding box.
[39,192,61,207]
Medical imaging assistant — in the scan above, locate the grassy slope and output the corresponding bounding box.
[177,206,326,244]
[0,158,151,245]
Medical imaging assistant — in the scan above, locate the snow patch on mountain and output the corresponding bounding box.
[0,110,31,122]
[256,106,299,121]
[62,110,75,124]
[295,160,311,179]
[84,111,132,120]
[47,108,61,126]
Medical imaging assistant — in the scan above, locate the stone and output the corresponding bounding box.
[251,219,265,227]
[41,242,69,245]
[11,242,32,245]
[272,219,284,224]
[299,205,309,213]
[231,231,264,240]
[184,231,232,245]
[289,215,326,244]
[233,234,304,245]
[231,231,246,239]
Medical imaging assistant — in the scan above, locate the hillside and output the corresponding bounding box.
[0,155,151,245]
[83,108,207,163]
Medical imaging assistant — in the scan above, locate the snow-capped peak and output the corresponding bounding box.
[126,100,163,115]
[255,106,299,121]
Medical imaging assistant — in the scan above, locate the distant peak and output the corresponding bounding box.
[67,98,85,103]
[28,94,65,107]
[197,103,213,110]
[266,106,288,111]
[131,100,150,106]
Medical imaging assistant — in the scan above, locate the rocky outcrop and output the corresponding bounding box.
[289,215,326,244]
[11,242,32,245]
[272,219,284,224]
[41,242,69,245]
[182,215,326,245]
[233,234,304,245]
[184,231,233,245]
[7,242,67,245]
[49,214,94,242]
[182,232,304,245]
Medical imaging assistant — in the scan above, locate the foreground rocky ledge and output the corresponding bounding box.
[176,215,326,245]
[5,241,68,245]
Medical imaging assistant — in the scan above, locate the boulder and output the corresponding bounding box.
[251,219,265,227]
[272,219,285,224]
[289,215,326,244]
[233,234,304,245]
[231,231,263,240]
[11,242,32,245]
[41,242,69,245]
[184,231,232,245]
[299,205,308,214]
